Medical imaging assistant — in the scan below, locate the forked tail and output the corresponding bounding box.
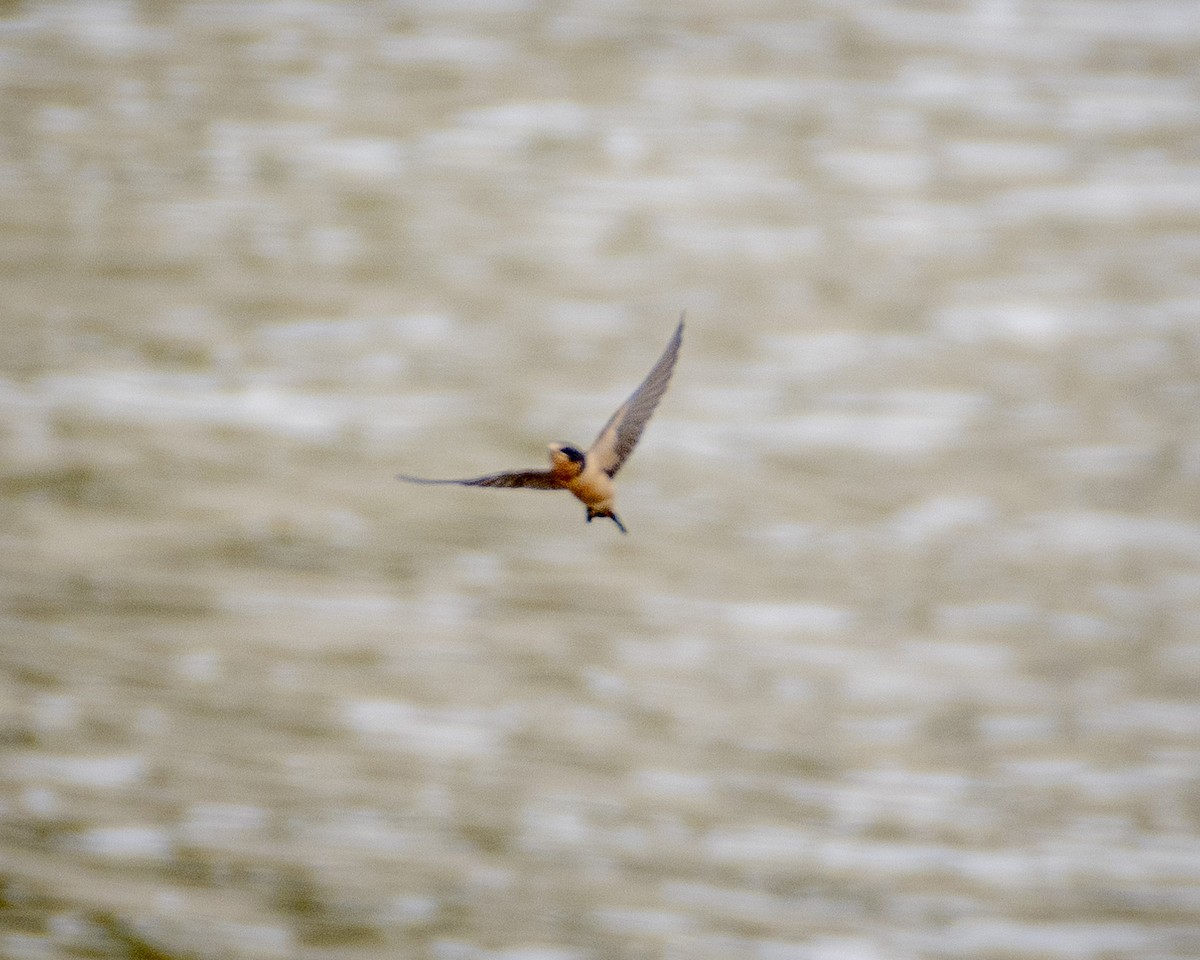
[586,507,627,534]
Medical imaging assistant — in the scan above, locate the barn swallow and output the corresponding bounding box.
[397,314,684,533]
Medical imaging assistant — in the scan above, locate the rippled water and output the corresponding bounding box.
[3,2,1200,959]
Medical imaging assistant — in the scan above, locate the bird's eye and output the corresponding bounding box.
[561,446,584,462]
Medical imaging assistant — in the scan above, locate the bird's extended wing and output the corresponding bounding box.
[587,313,684,478]
[396,470,563,490]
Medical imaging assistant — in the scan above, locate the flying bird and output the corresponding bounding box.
[397,314,684,533]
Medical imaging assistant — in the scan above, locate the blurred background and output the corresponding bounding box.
[2,1,1200,958]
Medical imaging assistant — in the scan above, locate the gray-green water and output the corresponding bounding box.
[2,2,1200,958]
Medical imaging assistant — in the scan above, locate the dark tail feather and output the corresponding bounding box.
[587,507,627,534]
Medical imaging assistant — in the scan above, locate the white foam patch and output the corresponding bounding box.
[820,148,933,191]
[181,803,268,845]
[994,177,1200,224]
[925,919,1172,958]
[889,495,997,544]
[304,137,405,182]
[220,591,406,619]
[704,826,811,863]
[71,825,174,862]
[423,101,593,162]
[594,908,693,935]
[493,949,589,960]
[942,140,1071,181]
[935,301,1077,346]
[41,372,357,440]
[1032,511,1200,560]
[757,332,926,379]
[301,810,418,854]
[16,754,146,789]
[746,405,974,456]
[723,602,856,635]
[935,603,1040,633]
[341,700,508,759]
[631,768,714,803]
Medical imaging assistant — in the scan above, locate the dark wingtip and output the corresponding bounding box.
[396,473,441,484]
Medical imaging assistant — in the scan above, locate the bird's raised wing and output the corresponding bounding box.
[396,469,562,490]
[587,314,684,478]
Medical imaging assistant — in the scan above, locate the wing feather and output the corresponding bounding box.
[396,470,562,490]
[587,314,684,477]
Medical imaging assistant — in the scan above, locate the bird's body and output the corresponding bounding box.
[397,314,684,533]
[554,444,618,523]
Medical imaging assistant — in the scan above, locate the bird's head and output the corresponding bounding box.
[547,443,586,472]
